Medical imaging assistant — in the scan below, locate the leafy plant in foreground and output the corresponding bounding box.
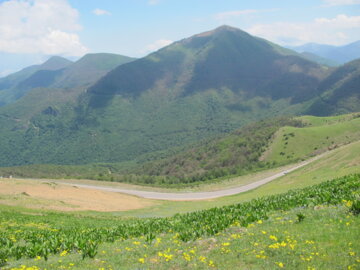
[0,174,358,266]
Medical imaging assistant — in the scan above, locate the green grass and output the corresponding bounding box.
[299,113,360,126]
[0,172,359,269]
[3,204,360,270]
[264,114,360,165]
[1,174,358,266]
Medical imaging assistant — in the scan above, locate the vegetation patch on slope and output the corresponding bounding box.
[263,113,360,165]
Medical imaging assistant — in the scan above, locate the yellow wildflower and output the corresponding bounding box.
[269,235,278,241]
[183,252,191,261]
[199,256,206,263]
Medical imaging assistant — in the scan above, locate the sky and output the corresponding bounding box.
[0,0,359,76]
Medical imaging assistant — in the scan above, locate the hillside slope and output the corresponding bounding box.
[306,59,360,116]
[0,114,358,188]
[88,25,326,104]
[125,113,360,185]
[263,113,360,165]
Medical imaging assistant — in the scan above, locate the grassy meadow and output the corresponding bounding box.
[1,174,359,270]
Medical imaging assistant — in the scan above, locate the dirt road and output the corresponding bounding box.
[56,154,324,201]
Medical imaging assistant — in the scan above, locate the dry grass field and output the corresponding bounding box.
[0,178,155,212]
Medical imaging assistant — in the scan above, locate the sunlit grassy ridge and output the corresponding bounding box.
[264,113,360,165]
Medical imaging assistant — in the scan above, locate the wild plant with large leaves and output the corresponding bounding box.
[0,174,359,266]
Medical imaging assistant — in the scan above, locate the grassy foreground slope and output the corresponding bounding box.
[1,174,359,270]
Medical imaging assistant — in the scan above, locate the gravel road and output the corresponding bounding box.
[57,154,324,201]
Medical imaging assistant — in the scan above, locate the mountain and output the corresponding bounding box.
[89,25,326,105]
[0,25,357,168]
[290,41,360,65]
[0,56,72,91]
[39,56,74,70]
[306,59,360,116]
[0,53,65,78]
[0,56,73,105]
[51,53,137,89]
[0,54,135,106]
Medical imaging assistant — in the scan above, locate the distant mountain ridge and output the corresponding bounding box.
[289,40,360,65]
[0,53,135,105]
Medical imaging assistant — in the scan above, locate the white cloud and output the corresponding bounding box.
[247,14,360,46]
[215,9,259,20]
[322,0,360,6]
[0,0,88,56]
[93,8,111,16]
[141,39,173,54]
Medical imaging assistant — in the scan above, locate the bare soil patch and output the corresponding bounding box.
[0,178,154,212]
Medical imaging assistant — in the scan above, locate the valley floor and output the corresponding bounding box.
[1,140,358,217]
[40,152,327,200]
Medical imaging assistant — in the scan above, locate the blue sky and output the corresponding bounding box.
[0,0,359,75]
[71,0,360,56]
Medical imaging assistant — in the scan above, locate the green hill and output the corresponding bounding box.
[58,26,328,165]
[121,113,359,186]
[262,113,360,165]
[0,56,73,105]
[52,53,136,89]
[0,54,135,106]
[88,25,326,103]
[306,59,360,116]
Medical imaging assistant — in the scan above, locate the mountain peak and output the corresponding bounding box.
[215,25,239,32]
[194,25,244,38]
[40,56,73,71]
